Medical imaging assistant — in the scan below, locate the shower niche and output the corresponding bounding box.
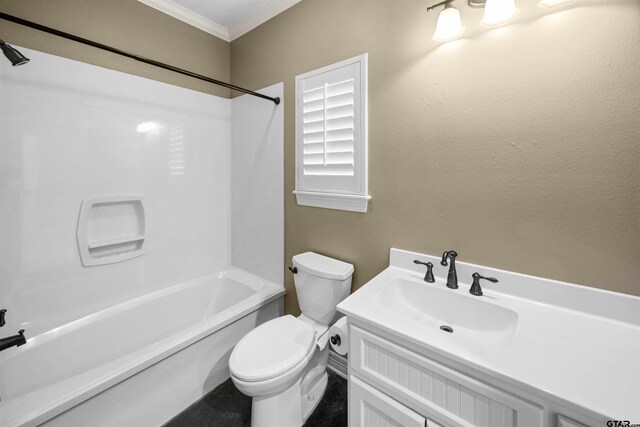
[76,195,146,266]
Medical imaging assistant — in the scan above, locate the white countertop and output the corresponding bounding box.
[338,248,640,421]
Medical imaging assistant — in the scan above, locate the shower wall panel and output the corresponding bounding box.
[0,47,230,337]
[230,83,284,285]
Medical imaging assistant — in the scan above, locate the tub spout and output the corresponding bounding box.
[0,329,26,352]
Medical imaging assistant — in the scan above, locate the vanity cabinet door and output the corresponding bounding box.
[350,325,544,427]
[557,415,589,427]
[350,375,425,427]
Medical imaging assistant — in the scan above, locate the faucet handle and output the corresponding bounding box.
[470,272,499,296]
[478,274,498,283]
[413,260,435,283]
[0,309,6,327]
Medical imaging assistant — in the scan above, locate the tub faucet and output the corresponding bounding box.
[469,272,499,296]
[0,329,26,352]
[440,250,458,289]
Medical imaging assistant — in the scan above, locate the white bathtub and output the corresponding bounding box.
[0,268,285,427]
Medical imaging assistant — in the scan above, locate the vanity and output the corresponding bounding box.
[337,249,640,427]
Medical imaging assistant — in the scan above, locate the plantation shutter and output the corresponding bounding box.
[294,54,370,212]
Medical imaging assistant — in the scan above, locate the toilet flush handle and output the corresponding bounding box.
[288,266,297,274]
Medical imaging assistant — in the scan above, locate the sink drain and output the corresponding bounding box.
[439,325,453,333]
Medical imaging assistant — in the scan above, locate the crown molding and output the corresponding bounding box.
[137,0,230,41]
[138,0,302,43]
[229,0,303,41]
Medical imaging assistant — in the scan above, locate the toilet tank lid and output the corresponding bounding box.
[293,252,354,280]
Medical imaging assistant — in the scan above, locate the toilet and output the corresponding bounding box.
[229,252,353,427]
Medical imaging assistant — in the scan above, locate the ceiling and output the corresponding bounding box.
[138,0,302,42]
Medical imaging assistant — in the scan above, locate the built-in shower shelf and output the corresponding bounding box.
[87,235,145,250]
[77,195,146,266]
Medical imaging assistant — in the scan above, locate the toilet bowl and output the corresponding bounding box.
[229,252,353,427]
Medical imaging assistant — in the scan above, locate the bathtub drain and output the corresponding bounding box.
[439,325,453,333]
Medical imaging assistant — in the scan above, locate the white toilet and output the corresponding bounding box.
[229,252,353,427]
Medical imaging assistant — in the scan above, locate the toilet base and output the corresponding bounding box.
[252,376,302,427]
[249,371,329,427]
[301,371,328,422]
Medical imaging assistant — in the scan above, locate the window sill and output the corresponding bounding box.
[293,190,371,213]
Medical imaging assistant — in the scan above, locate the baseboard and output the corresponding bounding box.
[327,350,348,379]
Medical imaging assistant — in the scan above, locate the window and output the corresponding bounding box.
[294,54,370,213]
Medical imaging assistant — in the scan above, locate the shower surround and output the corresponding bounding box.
[0,47,284,426]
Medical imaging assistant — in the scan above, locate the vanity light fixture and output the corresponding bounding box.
[428,0,465,42]
[428,0,522,43]
[537,0,576,8]
[480,0,519,26]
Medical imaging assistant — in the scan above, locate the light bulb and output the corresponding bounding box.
[433,4,464,42]
[481,0,518,26]
[538,0,576,9]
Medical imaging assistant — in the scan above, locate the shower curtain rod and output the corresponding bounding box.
[0,12,280,105]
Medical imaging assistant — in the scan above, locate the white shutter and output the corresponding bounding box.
[295,54,370,213]
[302,78,355,177]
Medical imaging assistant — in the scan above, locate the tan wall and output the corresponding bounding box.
[231,0,640,315]
[0,0,230,97]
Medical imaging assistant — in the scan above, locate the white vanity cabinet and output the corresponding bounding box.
[348,323,543,427]
[350,375,426,427]
[345,320,609,427]
[556,415,589,427]
[350,375,445,427]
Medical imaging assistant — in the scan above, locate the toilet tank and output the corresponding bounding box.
[292,252,354,325]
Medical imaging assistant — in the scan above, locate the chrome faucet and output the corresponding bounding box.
[469,272,499,296]
[440,250,458,289]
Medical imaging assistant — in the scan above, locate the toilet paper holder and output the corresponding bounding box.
[329,316,349,356]
[330,334,341,346]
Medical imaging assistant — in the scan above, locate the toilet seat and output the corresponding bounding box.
[230,315,316,382]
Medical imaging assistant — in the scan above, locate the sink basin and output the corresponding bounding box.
[375,278,518,336]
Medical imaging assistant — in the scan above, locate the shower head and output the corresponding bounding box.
[0,40,29,66]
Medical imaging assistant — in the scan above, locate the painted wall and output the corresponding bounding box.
[230,0,640,315]
[0,0,230,97]
[231,83,284,284]
[0,47,230,336]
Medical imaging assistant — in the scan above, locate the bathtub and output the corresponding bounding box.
[0,268,285,427]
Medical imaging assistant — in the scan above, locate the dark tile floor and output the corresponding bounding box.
[163,370,347,427]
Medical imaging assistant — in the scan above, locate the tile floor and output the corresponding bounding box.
[163,370,347,427]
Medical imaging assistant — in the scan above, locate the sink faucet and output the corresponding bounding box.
[469,272,499,296]
[440,250,458,289]
[0,329,26,352]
